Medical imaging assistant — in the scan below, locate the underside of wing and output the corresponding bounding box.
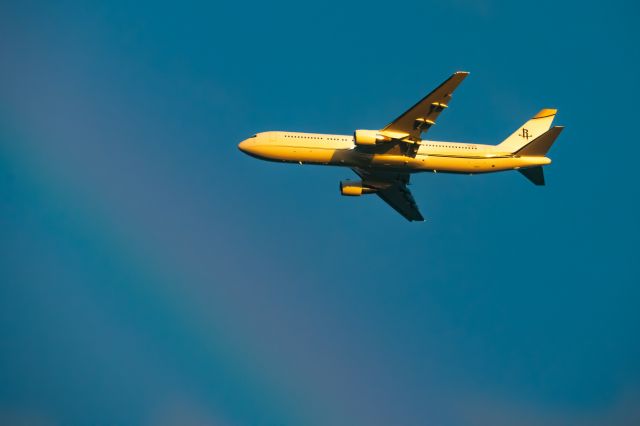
[381,71,469,141]
[352,168,424,221]
[377,184,424,222]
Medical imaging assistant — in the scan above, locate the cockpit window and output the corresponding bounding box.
[250,134,257,138]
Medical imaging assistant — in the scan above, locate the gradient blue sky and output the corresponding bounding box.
[1,1,639,425]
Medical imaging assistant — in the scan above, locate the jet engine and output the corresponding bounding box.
[340,180,377,196]
[354,129,384,146]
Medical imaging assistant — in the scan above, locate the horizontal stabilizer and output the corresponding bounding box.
[516,126,564,156]
[519,166,545,186]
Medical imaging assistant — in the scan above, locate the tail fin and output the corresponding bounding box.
[496,109,557,153]
[516,126,564,156]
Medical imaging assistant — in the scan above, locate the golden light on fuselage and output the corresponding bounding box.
[238,131,552,174]
[237,72,562,221]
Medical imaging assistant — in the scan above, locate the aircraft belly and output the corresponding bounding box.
[367,154,492,173]
[288,148,336,164]
[423,157,490,172]
[416,156,525,173]
[370,154,417,168]
[250,145,338,164]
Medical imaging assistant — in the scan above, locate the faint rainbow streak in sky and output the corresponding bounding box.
[0,117,310,425]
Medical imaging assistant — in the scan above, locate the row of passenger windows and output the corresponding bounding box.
[425,144,477,150]
[284,134,351,142]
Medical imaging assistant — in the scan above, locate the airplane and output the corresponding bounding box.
[238,71,563,221]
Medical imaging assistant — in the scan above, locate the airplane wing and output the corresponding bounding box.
[352,168,424,221]
[381,71,469,141]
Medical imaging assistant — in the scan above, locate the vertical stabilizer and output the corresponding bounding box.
[496,109,557,153]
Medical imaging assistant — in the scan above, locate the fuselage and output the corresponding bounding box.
[238,131,550,174]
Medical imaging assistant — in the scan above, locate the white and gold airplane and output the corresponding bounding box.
[238,72,563,221]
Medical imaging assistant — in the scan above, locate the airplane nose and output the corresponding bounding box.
[238,135,265,158]
[238,138,252,153]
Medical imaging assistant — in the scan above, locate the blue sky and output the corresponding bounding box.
[1,1,639,425]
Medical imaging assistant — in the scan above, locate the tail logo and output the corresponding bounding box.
[519,128,532,140]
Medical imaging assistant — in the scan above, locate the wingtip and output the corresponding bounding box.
[455,71,470,76]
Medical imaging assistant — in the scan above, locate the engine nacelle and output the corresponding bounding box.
[353,129,381,146]
[340,180,377,196]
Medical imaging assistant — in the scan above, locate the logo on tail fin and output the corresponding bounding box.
[519,128,532,140]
